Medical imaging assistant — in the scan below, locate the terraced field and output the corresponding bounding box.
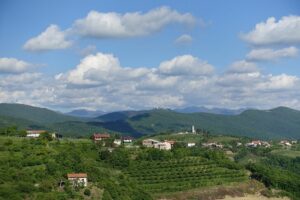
[124,157,248,193]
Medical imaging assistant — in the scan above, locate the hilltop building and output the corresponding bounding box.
[122,136,134,143]
[246,140,270,147]
[26,130,62,139]
[67,173,88,187]
[142,139,160,148]
[113,139,122,146]
[280,140,292,147]
[51,133,62,139]
[142,139,173,150]
[26,130,46,138]
[192,125,196,134]
[202,142,223,148]
[93,133,110,141]
[154,141,172,150]
[187,142,196,147]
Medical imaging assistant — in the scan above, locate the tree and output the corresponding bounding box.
[84,188,91,196]
[39,132,53,141]
[102,190,113,200]
[18,130,27,137]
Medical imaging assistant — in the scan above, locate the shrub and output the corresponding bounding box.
[84,188,91,196]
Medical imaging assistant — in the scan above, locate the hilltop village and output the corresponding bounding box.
[21,126,299,190]
[1,124,300,200]
[25,126,299,152]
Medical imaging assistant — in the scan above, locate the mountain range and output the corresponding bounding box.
[174,106,247,115]
[66,109,106,118]
[0,103,300,139]
[66,106,246,118]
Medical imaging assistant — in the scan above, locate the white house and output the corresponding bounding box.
[142,139,172,150]
[142,139,160,148]
[245,140,270,148]
[280,140,292,146]
[187,142,196,147]
[67,173,88,187]
[203,142,223,148]
[26,130,46,138]
[122,136,134,143]
[113,139,122,146]
[237,142,242,146]
[153,141,172,150]
[246,140,262,147]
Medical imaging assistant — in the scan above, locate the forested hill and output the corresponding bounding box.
[0,103,80,124]
[98,107,300,139]
[1,103,300,139]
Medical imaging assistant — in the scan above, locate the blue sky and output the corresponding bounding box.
[0,0,300,111]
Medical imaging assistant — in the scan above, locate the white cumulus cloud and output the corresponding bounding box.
[23,24,72,51]
[2,53,300,111]
[73,6,195,38]
[241,15,300,45]
[246,46,298,61]
[174,34,193,45]
[257,74,299,91]
[228,60,259,74]
[56,52,151,87]
[159,55,214,76]
[0,57,34,74]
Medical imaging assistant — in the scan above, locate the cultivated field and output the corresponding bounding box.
[125,157,248,193]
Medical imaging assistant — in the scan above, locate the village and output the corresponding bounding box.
[25,126,298,150]
[22,126,299,189]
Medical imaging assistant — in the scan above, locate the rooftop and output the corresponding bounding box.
[67,173,87,178]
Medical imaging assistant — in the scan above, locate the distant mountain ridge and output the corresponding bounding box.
[97,107,300,139]
[174,106,247,115]
[0,103,300,139]
[96,110,148,122]
[0,103,79,124]
[66,109,106,118]
[0,103,108,137]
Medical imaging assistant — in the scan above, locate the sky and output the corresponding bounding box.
[0,0,300,112]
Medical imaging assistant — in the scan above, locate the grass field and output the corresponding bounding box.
[153,180,273,200]
[270,149,300,158]
[148,133,241,145]
[150,133,204,143]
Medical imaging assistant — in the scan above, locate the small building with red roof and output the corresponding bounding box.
[93,133,110,141]
[26,130,46,138]
[67,173,88,187]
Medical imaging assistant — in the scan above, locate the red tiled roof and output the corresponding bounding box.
[26,130,46,134]
[252,140,261,144]
[165,140,176,145]
[93,133,110,138]
[67,173,87,178]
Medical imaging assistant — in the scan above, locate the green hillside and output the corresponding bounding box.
[96,110,147,122]
[0,115,45,129]
[0,103,80,124]
[0,136,153,200]
[125,107,300,139]
[0,136,249,200]
[125,157,247,193]
[0,104,109,136]
[1,104,300,139]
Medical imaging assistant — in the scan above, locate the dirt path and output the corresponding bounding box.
[155,180,290,200]
[219,194,289,200]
